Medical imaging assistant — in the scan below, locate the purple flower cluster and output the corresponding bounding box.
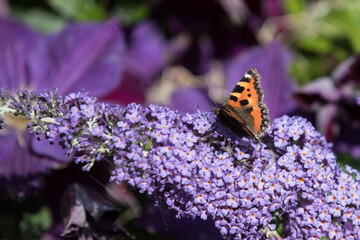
[1,88,360,239]
[270,116,360,239]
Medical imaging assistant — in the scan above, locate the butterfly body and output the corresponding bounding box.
[214,68,271,141]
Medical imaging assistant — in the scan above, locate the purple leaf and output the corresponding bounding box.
[335,123,360,158]
[0,18,42,88]
[224,41,296,119]
[28,18,125,96]
[293,77,341,107]
[124,21,167,84]
[61,183,131,239]
[0,174,42,200]
[332,54,360,86]
[30,136,70,162]
[0,132,50,177]
[317,103,338,140]
[261,0,284,17]
[215,0,249,24]
[172,87,213,114]
[292,54,360,157]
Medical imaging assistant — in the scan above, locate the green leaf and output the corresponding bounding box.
[113,1,149,26]
[20,206,52,237]
[289,55,313,85]
[48,0,105,21]
[144,139,152,150]
[337,153,360,171]
[286,0,360,84]
[299,35,333,54]
[12,8,66,33]
[283,0,305,14]
[325,7,360,52]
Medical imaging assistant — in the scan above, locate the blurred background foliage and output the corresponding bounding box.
[1,0,360,239]
[9,0,360,83]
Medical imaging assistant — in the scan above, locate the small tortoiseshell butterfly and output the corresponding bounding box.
[214,68,271,141]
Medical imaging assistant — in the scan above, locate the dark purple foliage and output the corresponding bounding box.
[60,183,130,239]
[28,18,125,96]
[101,21,170,105]
[0,18,41,89]
[124,21,167,85]
[171,88,214,113]
[293,54,360,157]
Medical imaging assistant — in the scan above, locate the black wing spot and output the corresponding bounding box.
[229,95,238,102]
[248,94,251,97]
[233,85,245,93]
[241,77,251,83]
[247,88,250,91]
[239,99,249,106]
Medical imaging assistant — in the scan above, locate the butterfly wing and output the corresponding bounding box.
[235,102,270,139]
[223,68,264,109]
[217,68,271,140]
[218,104,258,138]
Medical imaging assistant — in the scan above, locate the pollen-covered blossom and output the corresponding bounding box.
[1,88,360,239]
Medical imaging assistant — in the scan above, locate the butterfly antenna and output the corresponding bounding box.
[207,82,220,110]
[85,171,112,193]
[84,159,119,196]
[159,209,170,233]
[206,83,222,132]
[194,82,219,130]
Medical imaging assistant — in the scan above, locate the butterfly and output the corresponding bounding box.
[214,68,271,141]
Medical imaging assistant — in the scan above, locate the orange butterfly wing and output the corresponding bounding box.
[225,69,264,109]
[217,68,270,140]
